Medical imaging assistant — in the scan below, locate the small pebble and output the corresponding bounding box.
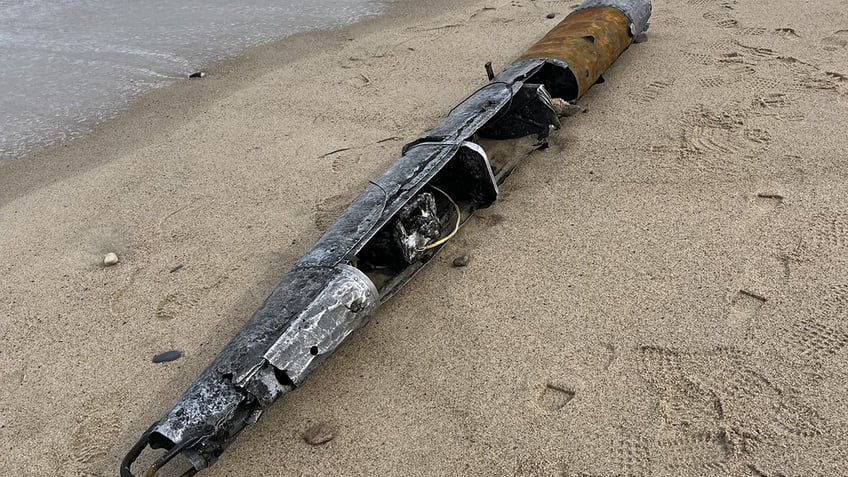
[546,13,556,19]
[302,422,335,446]
[103,252,119,266]
[188,71,205,79]
[152,350,182,363]
[452,255,470,267]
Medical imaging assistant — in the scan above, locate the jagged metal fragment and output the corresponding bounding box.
[263,265,379,385]
[121,0,651,475]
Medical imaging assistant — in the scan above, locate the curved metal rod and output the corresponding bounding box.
[120,425,205,477]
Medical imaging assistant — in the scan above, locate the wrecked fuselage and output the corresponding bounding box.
[121,1,651,475]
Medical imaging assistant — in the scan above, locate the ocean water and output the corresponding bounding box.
[0,0,381,159]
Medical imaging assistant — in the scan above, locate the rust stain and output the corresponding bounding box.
[515,6,633,99]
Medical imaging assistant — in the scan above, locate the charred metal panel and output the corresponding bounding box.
[264,265,379,385]
[131,266,378,475]
[429,141,498,208]
[477,83,561,139]
[144,267,336,455]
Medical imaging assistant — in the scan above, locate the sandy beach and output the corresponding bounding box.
[2,0,847,475]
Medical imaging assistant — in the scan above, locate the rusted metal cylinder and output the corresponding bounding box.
[514,0,650,99]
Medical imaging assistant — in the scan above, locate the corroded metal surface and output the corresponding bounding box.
[515,6,635,99]
[580,0,652,36]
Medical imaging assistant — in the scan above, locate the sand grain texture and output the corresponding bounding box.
[1,0,847,475]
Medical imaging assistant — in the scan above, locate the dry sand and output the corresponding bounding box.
[2,0,847,475]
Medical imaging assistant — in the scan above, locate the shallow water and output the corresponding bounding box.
[0,0,381,159]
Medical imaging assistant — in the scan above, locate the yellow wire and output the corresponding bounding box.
[421,185,461,251]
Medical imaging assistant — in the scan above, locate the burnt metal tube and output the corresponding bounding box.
[121,1,650,475]
[515,0,651,100]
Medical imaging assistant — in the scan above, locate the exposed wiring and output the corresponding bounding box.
[420,185,461,251]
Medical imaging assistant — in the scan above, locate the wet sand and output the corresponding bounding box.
[1,0,847,475]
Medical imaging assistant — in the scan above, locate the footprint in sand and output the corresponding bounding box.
[697,75,727,88]
[773,27,801,39]
[782,320,848,362]
[715,18,739,29]
[788,210,848,261]
[155,291,200,321]
[475,212,505,227]
[821,30,848,50]
[314,193,354,231]
[753,192,784,212]
[821,283,848,318]
[652,431,733,473]
[746,76,790,99]
[643,141,681,160]
[743,128,771,144]
[680,115,744,156]
[682,50,717,67]
[538,383,575,412]
[752,92,791,109]
[686,0,718,6]
[733,27,768,36]
[330,151,362,174]
[611,434,653,477]
[561,431,654,477]
[825,71,847,82]
[514,457,560,477]
[779,284,848,362]
[633,79,674,104]
[680,103,773,156]
[65,396,122,476]
[637,346,826,441]
[111,258,234,324]
[728,290,767,323]
[702,10,730,22]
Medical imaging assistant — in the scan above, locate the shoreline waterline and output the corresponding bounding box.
[1,0,383,161]
[0,0,459,207]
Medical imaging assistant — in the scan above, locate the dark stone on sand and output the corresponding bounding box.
[546,13,556,19]
[452,255,470,267]
[152,350,182,363]
[188,71,205,79]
